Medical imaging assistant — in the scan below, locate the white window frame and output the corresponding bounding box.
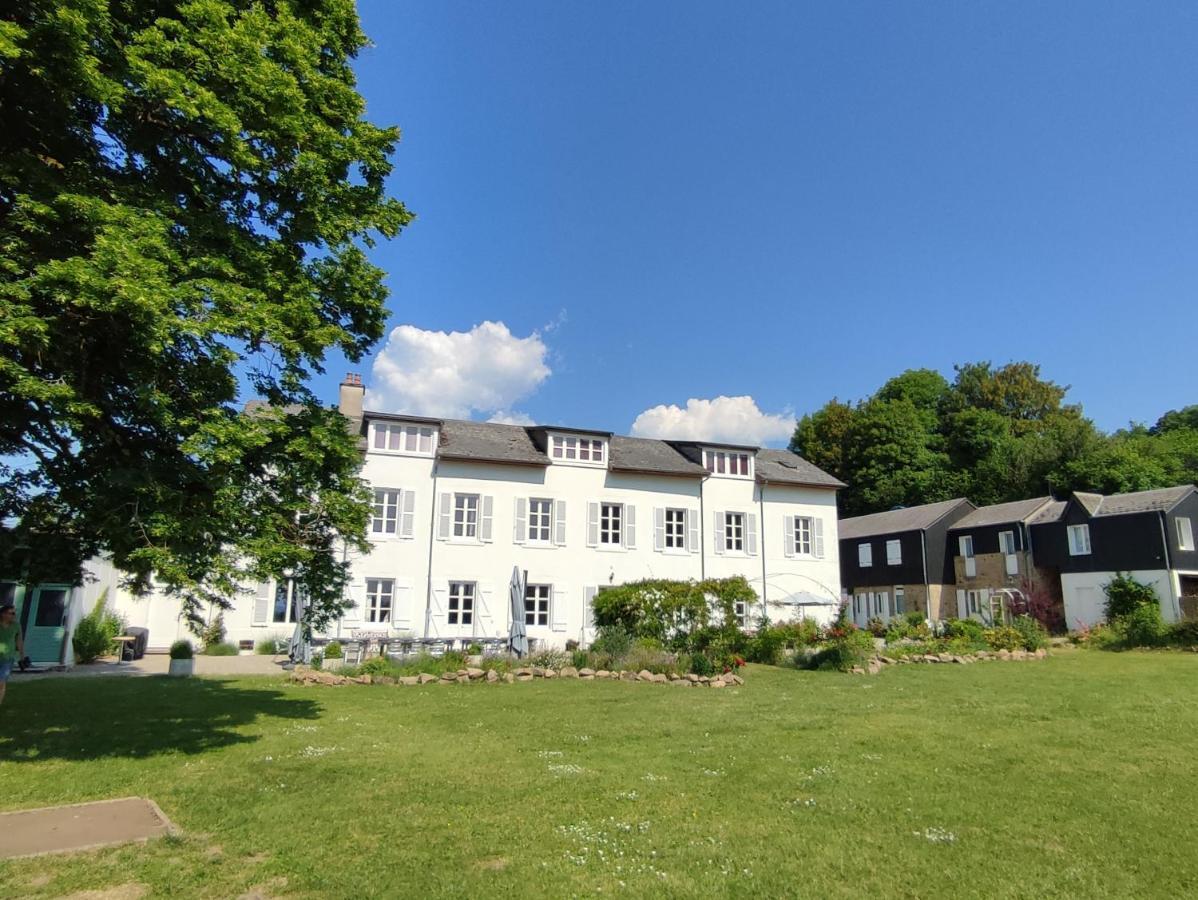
[998,530,1017,555]
[272,579,304,624]
[959,534,976,577]
[371,488,401,537]
[724,512,745,552]
[733,598,750,628]
[664,508,687,550]
[448,582,475,626]
[370,422,436,457]
[858,543,873,568]
[794,516,813,556]
[1067,524,1092,556]
[600,503,623,546]
[1177,517,1195,552]
[886,539,902,566]
[524,583,551,626]
[894,585,905,616]
[365,578,394,624]
[528,498,552,544]
[702,449,753,479]
[453,493,479,539]
[550,434,607,466]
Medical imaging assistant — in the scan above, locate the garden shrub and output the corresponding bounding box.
[809,624,875,672]
[904,610,926,628]
[1167,620,1198,646]
[570,649,589,669]
[982,626,1024,652]
[203,642,240,656]
[324,641,343,659]
[591,576,755,653]
[1119,603,1165,647]
[255,634,288,654]
[745,626,786,665]
[1010,615,1049,651]
[865,617,887,638]
[169,640,194,660]
[200,613,226,651]
[687,652,715,677]
[1104,573,1158,621]
[619,645,679,675]
[944,618,986,643]
[72,591,125,664]
[591,624,634,660]
[527,648,570,670]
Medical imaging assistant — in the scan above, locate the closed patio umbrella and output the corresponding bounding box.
[508,566,528,658]
[289,585,312,665]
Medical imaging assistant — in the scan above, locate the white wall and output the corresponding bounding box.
[1061,569,1179,630]
[107,435,844,649]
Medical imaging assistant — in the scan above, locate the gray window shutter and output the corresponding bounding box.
[814,518,825,559]
[713,510,725,555]
[400,490,417,539]
[956,589,967,619]
[480,495,494,542]
[513,497,527,544]
[477,583,495,634]
[653,507,665,552]
[393,580,413,629]
[431,585,449,635]
[551,586,568,632]
[341,582,363,625]
[584,586,597,632]
[624,504,637,549]
[746,513,758,556]
[438,493,452,540]
[587,502,600,547]
[554,500,567,546]
[687,508,700,553]
[253,581,272,626]
[783,516,795,558]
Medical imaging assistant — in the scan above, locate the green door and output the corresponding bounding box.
[23,585,71,665]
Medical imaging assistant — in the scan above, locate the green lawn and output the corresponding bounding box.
[2,651,1197,898]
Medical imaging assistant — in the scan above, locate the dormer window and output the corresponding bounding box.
[371,421,436,457]
[550,434,606,466]
[702,449,753,478]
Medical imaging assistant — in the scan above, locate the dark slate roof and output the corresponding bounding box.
[839,498,974,540]
[1089,485,1195,517]
[437,419,548,466]
[609,436,707,477]
[755,449,846,489]
[950,497,1053,530]
[1030,500,1068,525]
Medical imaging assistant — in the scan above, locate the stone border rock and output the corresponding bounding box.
[290,665,745,689]
[849,647,1049,675]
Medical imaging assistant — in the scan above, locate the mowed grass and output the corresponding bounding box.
[2,651,1198,898]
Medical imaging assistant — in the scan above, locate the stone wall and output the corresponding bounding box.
[953,551,1029,591]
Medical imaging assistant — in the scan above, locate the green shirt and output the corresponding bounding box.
[0,622,19,662]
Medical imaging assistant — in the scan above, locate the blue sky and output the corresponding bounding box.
[314,1,1198,442]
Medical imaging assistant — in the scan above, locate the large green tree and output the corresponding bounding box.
[0,1,411,631]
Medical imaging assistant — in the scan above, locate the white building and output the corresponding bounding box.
[111,377,845,650]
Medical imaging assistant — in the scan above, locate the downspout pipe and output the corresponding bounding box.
[422,458,440,639]
[1158,511,1180,621]
[698,473,710,581]
[920,530,930,619]
[758,478,769,623]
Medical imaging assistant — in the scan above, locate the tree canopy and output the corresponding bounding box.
[793,364,1196,517]
[0,1,411,630]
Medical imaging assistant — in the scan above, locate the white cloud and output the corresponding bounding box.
[365,321,550,419]
[629,396,794,445]
[487,410,536,426]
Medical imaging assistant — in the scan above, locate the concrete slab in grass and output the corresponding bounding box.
[0,797,177,860]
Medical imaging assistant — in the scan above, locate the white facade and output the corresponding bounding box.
[108,413,844,650]
[1061,569,1184,630]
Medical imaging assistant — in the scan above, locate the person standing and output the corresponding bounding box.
[0,602,24,707]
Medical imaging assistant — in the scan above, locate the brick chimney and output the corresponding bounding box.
[339,372,364,421]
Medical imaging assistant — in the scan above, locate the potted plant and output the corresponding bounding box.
[323,641,343,670]
[168,640,195,677]
[466,642,484,666]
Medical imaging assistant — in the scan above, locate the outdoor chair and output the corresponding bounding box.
[341,642,364,666]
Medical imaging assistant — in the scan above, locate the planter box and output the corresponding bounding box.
[168,658,194,677]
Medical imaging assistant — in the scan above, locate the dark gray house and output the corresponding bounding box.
[838,498,975,625]
[1029,485,1198,629]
